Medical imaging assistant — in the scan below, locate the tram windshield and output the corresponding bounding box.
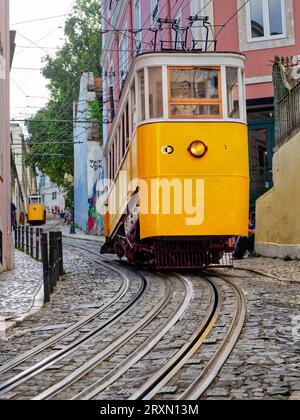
[169,67,221,118]
[29,196,42,205]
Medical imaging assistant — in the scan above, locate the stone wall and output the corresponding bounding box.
[256,129,300,258]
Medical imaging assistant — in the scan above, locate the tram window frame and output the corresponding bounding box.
[130,83,136,134]
[125,102,130,148]
[29,197,41,205]
[168,66,223,119]
[138,69,146,122]
[122,111,126,158]
[117,123,122,167]
[107,151,111,181]
[226,67,241,120]
[148,66,163,119]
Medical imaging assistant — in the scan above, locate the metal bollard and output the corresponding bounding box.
[17,225,20,249]
[55,233,60,283]
[26,226,29,254]
[49,232,55,291]
[58,232,63,276]
[30,227,34,258]
[42,233,50,304]
[15,225,18,248]
[36,229,40,261]
[21,226,25,252]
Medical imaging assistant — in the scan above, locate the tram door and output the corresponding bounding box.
[248,120,275,213]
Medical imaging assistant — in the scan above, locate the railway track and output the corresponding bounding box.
[0,239,247,400]
[0,250,148,399]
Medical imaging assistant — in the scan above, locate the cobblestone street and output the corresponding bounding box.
[0,251,43,336]
[0,241,299,400]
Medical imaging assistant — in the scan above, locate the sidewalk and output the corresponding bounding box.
[0,250,44,336]
[234,256,300,283]
[59,223,104,243]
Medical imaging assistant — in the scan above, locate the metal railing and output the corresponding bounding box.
[15,225,43,261]
[273,56,300,148]
[15,226,64,304]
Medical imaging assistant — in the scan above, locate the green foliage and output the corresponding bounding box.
[88,99,103,139]
[25,0,102,190]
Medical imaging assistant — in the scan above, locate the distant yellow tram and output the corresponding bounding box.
[101,52,249,269]
[27,195,46,225]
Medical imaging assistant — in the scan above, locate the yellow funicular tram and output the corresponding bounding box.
[101,50,249,269]
[27,194,46,226]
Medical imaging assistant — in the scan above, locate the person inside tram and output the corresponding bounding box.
[172,80,197,116]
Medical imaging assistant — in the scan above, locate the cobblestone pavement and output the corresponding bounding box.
[234,256,300,283]
[0,247,122,367]
[201,266,300,400]
[0,251,43,335]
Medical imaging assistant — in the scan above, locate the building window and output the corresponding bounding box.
[134,0,142,54]
[151,0,159,23]
[52,192,57,201]
[119,34,128,89]
[172,10,183,49]
[248,0,285,41]
[40,175,46,188]
[108,0,113,19]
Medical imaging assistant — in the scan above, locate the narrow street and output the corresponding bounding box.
[1,0,300,404]
[0,231,299,400]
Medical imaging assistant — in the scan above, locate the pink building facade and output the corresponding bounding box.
[0,0,14,271]
[101,0,300,209]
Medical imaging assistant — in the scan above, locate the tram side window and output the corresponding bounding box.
[122,111,126,157]
[148,67,163,119]
[226,67,240,119]
[138,70,145,121]
[111,142,115,180]
[125,102,130,147]
[130,84,136,133]
[169,67,222,118]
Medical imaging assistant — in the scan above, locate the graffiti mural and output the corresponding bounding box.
[87,169,105,235]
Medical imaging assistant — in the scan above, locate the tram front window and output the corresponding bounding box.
[169,67,222,118]
[30,197,40,205]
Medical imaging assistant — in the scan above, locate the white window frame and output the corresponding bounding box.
[246,0,286,42]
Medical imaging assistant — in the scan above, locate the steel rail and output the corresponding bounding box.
[129,274,221,400]
[33,272,178,400]
[0,251,147,396]
[179,273,247,400]
[71,273,194,400]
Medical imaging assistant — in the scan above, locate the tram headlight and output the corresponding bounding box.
[188,141,208,158]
